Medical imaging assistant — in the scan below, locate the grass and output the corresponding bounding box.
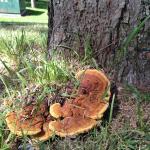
[49,127,149,150]
[0,0,48,24]
[0,21,149,150]
[0,24,48,89]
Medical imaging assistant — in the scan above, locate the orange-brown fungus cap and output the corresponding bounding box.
[82,100,109,119]
[50,103,62,118]
[5,102,49,136]
[60,100,84,118]
[32,121,53,141]
[50,96,87,118]
[6,111,44,136]
[77,69,110,98]
[62,98,109,120]
[21,102,48,117]
[50,95,109,120]
[49,117,96,137]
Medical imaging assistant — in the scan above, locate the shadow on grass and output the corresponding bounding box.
[23,8,45,16]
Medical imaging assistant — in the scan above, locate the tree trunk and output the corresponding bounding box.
[31,0,36,8]
[48,0,150,90]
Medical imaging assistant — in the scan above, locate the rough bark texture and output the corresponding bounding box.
[48,0,150,90]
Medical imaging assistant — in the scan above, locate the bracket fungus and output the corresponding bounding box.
[49,117,97,137]
[32,120,53,142]
[6,111,44,136]
[5,102,53,141]
[77,69,110,98]
[49,69,110,137]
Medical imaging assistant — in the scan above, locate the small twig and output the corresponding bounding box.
[69,104,85,110]
[94,39,119,56]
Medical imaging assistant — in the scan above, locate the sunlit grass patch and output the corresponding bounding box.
[0,0,48,24]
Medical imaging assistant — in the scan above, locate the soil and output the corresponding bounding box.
[110,86,150,132]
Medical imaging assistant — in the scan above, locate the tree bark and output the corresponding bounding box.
[31,0,36,8]
[48,0,150,90]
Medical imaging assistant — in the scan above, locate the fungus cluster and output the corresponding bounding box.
[5,69,110,140]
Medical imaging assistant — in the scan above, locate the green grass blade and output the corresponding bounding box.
[109,94,115,124]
